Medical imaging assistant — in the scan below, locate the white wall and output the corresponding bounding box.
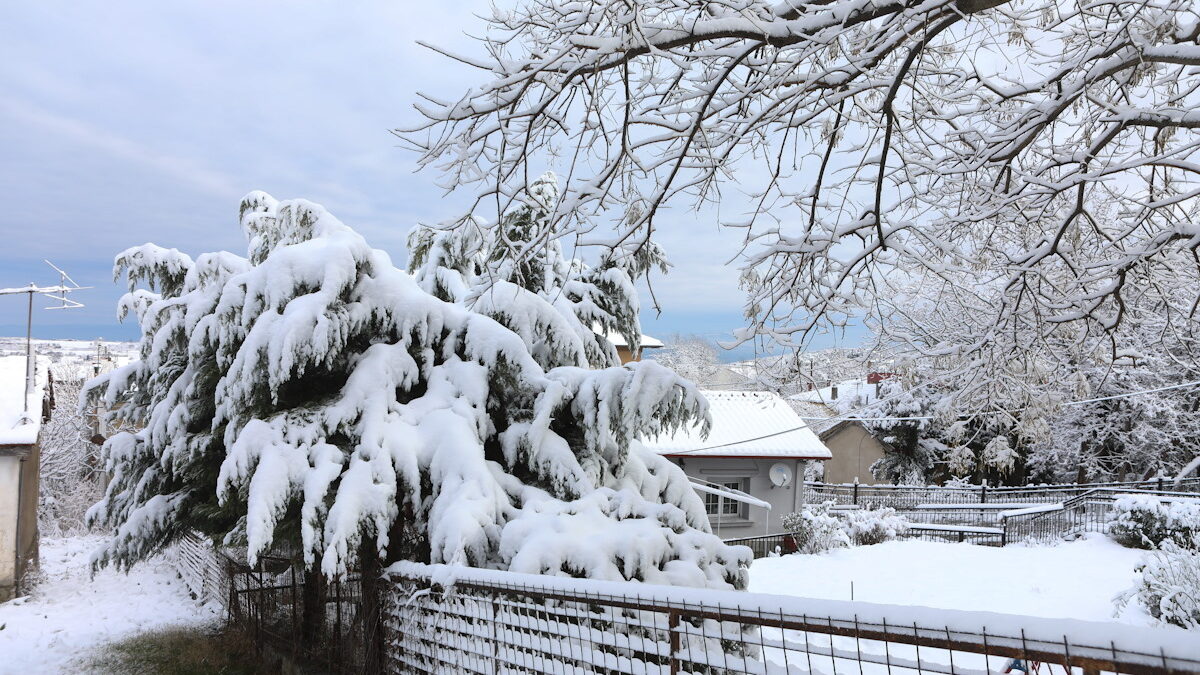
[670,456,806,536]
[0,455,19,601]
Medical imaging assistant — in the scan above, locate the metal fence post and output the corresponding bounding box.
[981,483,987,504]
[668,610,681,675]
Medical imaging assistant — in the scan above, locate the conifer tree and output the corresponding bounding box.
[86,191,747,592]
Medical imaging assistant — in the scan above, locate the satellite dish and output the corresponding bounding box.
[768,463,793,488]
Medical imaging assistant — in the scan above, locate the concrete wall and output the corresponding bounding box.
[820,423,887,485]
[0,454,20,601]
[669,456,808,536]
[0,445,39,602]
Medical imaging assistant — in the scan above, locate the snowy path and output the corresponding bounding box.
[0,535,220,673]
[748,534,1154,626]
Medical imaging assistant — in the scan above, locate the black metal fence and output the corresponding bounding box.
[807,477,1200,508]
[384,561,1200,674]
[726,523,1004,559]
[998,488,1197,545]
[222,553,373,674]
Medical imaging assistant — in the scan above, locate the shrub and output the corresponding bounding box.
[841,506,909,546]
[1106,495,1200,550]
[1116,536,1200,630]
[781,501,849,554]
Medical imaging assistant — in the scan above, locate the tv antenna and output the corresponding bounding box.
[0,260,90,418]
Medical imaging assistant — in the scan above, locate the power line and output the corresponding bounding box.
[667,378,1200,455]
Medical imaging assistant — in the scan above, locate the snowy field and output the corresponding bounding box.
[748,534,1154,626]
[0,536,219,673]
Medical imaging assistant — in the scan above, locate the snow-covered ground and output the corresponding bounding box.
[748,534,1155,626]
[0,536,219,673]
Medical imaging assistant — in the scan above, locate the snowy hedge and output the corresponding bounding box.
[1106,495,1200,550]
[84,188,749,591]
[1117,536,1200,630]
[781,502,849,554]
[782,503,910,553]
[840,506,909,546]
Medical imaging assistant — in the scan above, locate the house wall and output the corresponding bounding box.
[669,456,808,536]
[820,423,887,485]
[0,444,39,602]
[0,454,21,601]
[17,443,39,590]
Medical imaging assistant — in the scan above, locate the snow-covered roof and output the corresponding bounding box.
[785,400,840,435]
[0,354,47,446]
[603,329,664,349]
[641,390,831,459]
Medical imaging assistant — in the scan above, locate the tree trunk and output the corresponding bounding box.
[300,567,325,653]
[360,541,384,674]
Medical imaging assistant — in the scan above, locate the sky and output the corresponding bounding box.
[0,1,864,361]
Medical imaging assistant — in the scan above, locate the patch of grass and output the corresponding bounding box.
[86,625,266,674]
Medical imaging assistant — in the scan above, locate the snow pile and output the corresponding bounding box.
[0,354,47,446]
[85,190,748,591]
[0,536,219,672]
[1107,494,1200,550]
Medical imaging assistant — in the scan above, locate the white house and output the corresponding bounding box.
[0,355,49,601]
[641,390,831,537]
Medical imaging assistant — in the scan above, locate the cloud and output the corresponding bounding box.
[0,98,242,200]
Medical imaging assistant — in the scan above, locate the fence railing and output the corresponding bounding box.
[384,561,1200,675]
[807,477,1200,509]
[172,531,229,607]
[999,488,1198,545]
[726,523,1004,559]
[220,552,372,674]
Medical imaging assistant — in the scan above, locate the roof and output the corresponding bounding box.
[640,390,831,459]
[603,330,664,349]
[785,400,840,435]
[0,354,47,446]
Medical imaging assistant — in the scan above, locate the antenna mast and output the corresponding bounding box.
[0,261,90,418]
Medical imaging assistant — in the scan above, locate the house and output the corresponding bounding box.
[603,330,665,364]
[641,390,832,536]
[787,399,889,485]
[0,355,50,601]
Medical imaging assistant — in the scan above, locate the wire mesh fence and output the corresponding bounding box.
[384,562,1200,675]
[171,531,229,607]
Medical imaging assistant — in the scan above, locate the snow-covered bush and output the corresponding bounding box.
[781,502,849,554]
[1116,536,1200,630]
[1106,495,1200,550]
[84,189,749,592]
[39,364,104,537]
[840,506,908,546]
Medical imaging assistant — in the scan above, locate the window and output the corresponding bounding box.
[704,480,747,517]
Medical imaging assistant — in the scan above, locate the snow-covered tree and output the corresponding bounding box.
[406,0,1200,424]
[651,336,721,387]
[39,364,103,537]
[408,171,667,371]
[85,192,748,592]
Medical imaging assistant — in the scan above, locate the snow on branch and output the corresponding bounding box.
[407,0,1200,416]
